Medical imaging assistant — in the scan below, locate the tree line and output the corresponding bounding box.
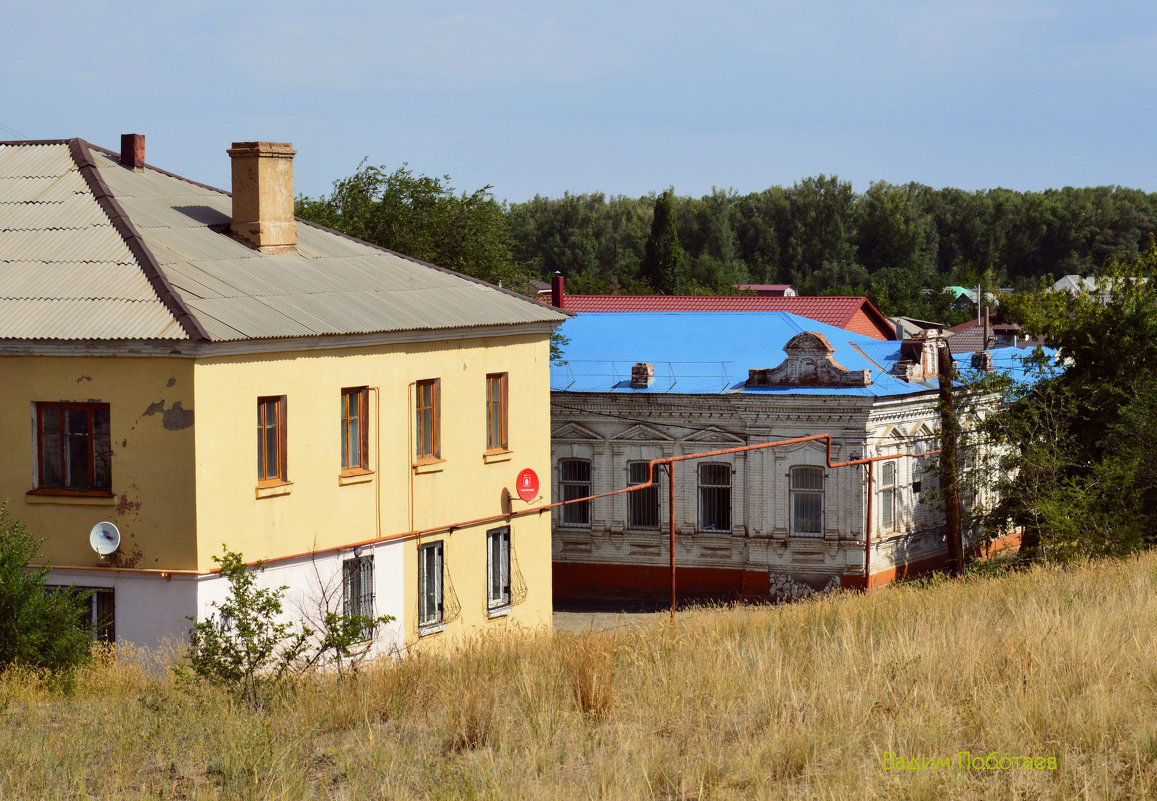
[296,164,1157,320]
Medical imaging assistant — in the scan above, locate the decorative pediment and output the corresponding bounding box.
[747,332,871,388]
[682,426,746,445]
[877,425,907,445]
[611,423,673,442]
[551,422,602,441]
[908,422,937,439]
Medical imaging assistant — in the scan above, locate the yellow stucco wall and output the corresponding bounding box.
[192,331,555,640]
[0,355,197,569]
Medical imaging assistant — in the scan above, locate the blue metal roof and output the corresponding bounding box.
[551,312,939,397]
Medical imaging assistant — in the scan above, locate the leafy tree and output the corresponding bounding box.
[978,241,1157,561]
[296,163,523,287]
[0,501,93,673]
[640,190,685,294]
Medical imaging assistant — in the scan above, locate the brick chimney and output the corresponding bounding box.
[227,141,297,252]
[551,272,565,309]
[120,133,145,169]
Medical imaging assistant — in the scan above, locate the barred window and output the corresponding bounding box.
[487,526,511,611]
[418,542,444,629]
[342,556,375,640]
[791,466,824,537]
[698,463,731,533]
[560,459,591,527]
[627,461,661,529]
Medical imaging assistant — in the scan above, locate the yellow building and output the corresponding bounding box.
[0,135,566,652]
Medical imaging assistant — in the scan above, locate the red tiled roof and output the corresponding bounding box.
[557,295,895,339]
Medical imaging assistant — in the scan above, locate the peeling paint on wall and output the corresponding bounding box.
[166,378,176,387]
[76,375,92,383]
[143,400,194,430]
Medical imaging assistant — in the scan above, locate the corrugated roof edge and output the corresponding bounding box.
[66,139,206,341]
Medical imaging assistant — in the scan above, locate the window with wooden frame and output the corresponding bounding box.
[35,403,112,493]
[415,379,440,461]
[340,387,369,472]
[879,461,898,532]
[257,396,287,484]
[485,373,508,452]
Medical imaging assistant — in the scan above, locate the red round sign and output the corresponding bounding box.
[515,468,539,502]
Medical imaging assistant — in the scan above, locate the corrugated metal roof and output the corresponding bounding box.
[0,298,184,339]
[552,312,936,397]
[558,295,892,338]
[0,140,565,343]
[0,143,77,179]
[0,142,184,340]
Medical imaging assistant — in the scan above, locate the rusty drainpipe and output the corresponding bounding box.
[667,462,676,617]
[865,461,874,589]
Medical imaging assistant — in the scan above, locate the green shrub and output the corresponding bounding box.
[0,500,93,673]
[182,548,392,705]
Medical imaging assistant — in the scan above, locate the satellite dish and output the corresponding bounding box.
[89,522,121,558]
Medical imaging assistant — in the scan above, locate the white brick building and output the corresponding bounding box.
[549,312,970,601]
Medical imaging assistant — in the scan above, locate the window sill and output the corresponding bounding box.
[25,489,116,506]
[482,449,513,464]
[418,622,446,637]
[413,458,446,475]
[338,468,374,486]
[255,480,293,499]
[487,606,511,619]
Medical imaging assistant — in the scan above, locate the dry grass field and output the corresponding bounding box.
[5,555,1157,800]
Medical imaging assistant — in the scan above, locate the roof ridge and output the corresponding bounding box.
[84,142,231,196]
[67,139,208,341]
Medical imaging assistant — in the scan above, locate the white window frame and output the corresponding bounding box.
[487,526,511,614]
[790,466,824,538]
[879,461,898,533]
[418,542,444,631]
[698,462,732,533]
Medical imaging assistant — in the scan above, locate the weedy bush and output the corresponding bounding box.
[181,548,392,705]
[0,500,93,674]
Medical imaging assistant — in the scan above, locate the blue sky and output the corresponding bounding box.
[5,1,1157,203]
